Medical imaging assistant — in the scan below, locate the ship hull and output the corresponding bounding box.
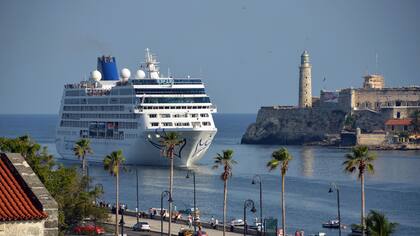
[56,129,217,167]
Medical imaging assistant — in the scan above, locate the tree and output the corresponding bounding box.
[103,150,126,236]
[159,131,183,236]
[212,149,237,236]
[343,145,376,236]
[73,139,93,176]
[0,136,107,232]
[366,210,398,236]
[267,147,293,236]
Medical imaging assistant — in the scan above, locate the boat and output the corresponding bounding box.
[322,219,346,229]
[56,49,217,167]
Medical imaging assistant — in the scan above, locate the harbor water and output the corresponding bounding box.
[1,114,419,235]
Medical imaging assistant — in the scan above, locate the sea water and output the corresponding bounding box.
[1,114,419,235]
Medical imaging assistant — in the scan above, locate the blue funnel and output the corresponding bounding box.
[97,56,119,81]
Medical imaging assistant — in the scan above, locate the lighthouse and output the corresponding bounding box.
[299,50,312,108]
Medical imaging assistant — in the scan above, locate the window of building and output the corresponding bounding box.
[202,121,211,126]
[200,113,209,118]
[149,114,157,118]
[160,114,171,118]
[396,112,401,119]
[162,122,173,127]
[191,114,199,118]
[150,122,159,127]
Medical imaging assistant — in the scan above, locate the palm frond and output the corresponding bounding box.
[268,147,292,173]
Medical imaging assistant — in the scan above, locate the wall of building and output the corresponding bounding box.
[353,87,420,111]
[0,220,44,236]
[357,133,387,146]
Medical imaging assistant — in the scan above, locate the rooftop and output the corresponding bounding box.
[0,153,48,221]
[385,119,412,126]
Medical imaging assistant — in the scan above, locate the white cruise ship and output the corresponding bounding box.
[55,49,217,167]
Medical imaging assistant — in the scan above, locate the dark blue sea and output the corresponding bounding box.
[1,114,419,235]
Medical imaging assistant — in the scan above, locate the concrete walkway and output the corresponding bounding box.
[108,214,245,236]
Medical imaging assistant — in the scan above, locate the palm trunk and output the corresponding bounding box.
[361,173,365,236]
[223,179,228,236]
[82,155,86,176]
[115,172,119,236]
[281,172,286,236]
[168,150,174,236]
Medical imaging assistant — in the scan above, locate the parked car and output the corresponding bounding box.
[72,222,105,235]
[132,222,151,231]
[230,218,245,226]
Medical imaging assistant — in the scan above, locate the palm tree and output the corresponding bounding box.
[159,132,183,236]
[212,149,237,236]
[366,210,398,236]
[73,139,93,176]
[267,147,293,236]
[103,150,126,236]
[343,145,376,236]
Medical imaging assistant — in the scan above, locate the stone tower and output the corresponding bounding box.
[299,50,312,108]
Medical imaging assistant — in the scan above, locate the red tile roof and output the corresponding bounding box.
[0,154,48,221]
[385,119,412,126]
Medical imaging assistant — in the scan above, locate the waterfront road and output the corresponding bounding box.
[108,214,244,236]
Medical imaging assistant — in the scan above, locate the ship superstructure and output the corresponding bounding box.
[56,49,217,166]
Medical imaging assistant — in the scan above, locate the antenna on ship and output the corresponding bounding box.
[144,48,160,79]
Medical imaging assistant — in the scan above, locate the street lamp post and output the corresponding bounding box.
[244,199,257,236]
[119,208,125,236]
[161,190,173,236]
[186,170,197,233]
[252,175,263,235]
[136,167,139,224]
[329,183,341,236]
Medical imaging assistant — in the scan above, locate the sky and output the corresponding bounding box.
[0,0,419,114]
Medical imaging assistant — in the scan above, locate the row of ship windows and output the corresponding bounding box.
[60,120,138,129]
[65,97,134,105]
[62,113,139,120]
[67,88,206,97]
[64,96,210,105]
[134,88,206,95]
[142,97,211,104]
[63,106,125,112]
[148,113,209,118]
[150,121,211,127]
[140,105,212,110]
[131,79,202,85]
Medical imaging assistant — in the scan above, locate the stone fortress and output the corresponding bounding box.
[241,51,420,147]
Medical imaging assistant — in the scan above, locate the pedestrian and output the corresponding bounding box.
[188,214,193,228]
[214,218,219,229]
[210,216,215,228]
[197,226,204,236]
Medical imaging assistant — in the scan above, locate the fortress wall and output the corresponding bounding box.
[242,107,347,144]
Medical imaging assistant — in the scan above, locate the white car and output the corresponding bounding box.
[230,219,244,226]
[132,222,151,231]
